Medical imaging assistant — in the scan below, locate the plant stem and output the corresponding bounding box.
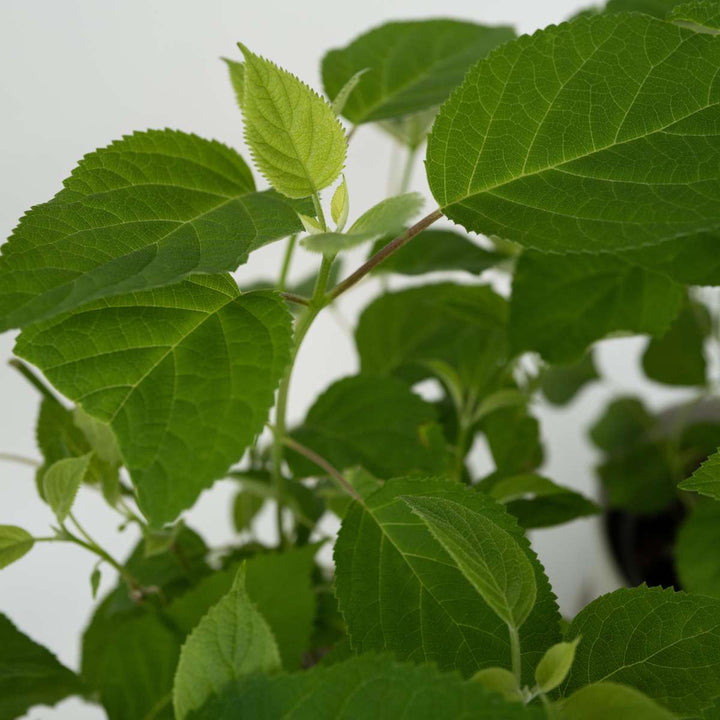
[281,436,361,501]
[539,693,559,719]
[280,292,310,306]
[0,452,40,468]
[327,208,443,300]
[278,235,297,292]
[454,418,471,483]
[398,145,418,194]
[271,251,335,548]
[509,624,522,686]
[312,192,328,232]
[8,359,58,401]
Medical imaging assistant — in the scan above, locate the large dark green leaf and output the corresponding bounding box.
[676,501,720,598]
[426,13,720,252]
[0,613,83,720]
[0,130,302,330]
[322,21,515,124]
[334,478,561,684]
[16,278,292,525]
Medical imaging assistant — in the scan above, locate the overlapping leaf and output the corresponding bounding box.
[426,13,720,251]
[0,129,302,330]
[16,277,292,526]
[322,20,515,125]
[334,478,561,683]
[188,653,539,719]
[562,586,720,715]
[676,501,720,598]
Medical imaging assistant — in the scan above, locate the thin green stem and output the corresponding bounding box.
[281,436,361,502]
[0,452,40,468]
[509,624,522,686]
[280,292,310,306]
[327,209,443,300]
[539,692,560,719]
[454,417,471,483]
[278,234,297,292]
[312,192,328,232]
[398,145,419,194]
[8,359,58,402]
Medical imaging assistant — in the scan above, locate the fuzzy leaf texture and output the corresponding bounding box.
[173,565,281,720]
[238,43,346,198]
[0,129,303,331]
[187,654,540,719]
[322,20,515,124]
[15,278,293,526]
[562,585,720,716]
[426,12,720,251]
[0,614,83,720]
[334,478,561,684]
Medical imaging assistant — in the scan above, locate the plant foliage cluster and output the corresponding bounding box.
[2,1,720,718]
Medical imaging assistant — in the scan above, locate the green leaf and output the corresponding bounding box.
[471,667,522,702]
[534,637,580,693]
[369,229,506,277]
[589,396,654,454]
[561,682,677,720]
[0,613,83,720]
[485,474,599,529]
[322,20,515,124]
[378,108,440,149]
[670,1,720,32]
[605,0,684,15]
[0,129,302,331]
[16,279,292,526]
[90,566,102,598]
[238,43,346,198]
[540,352,599,406]
[676,501,720,598]
[72,407,122,467]
[232,490,264,532]
[43,453,93,522]
[482,406,544,477]
[173,564,281,720]
[334,478,562,683]
[562,586,720,715]
[187,653,539,719]
[426,13,720,251]
[223,57,245,107]
[356,283,509,397]
[642,299,710,386]
[510,250,684,363]
[679,448,720,499]
[0,525,34,570]
[287,375,450,479]
[403,495,538,629]
[330,176,349,231]
[330,69,370,116]
[301,192,423,254]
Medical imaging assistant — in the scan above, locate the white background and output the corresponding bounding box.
[0,1,697,718]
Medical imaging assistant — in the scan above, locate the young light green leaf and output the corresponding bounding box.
[484,474,599,530]
[330,68,369,116]
[356,283,509,398]
[238,43,346,198]
[561,682,677,720]
[642,299,710,386]
[426,13,720,252]
[562,586,720,715]
[679,448,720,500]
[676,501,720,598]
[72,408,122,467]
[471,667,522,702]
[403,495,537,629]
[670,1,720,32]
[43,453,93,522]
[173,564,281,720]
[510,250,684,363]
[540,352,599,406]
[16,279,293,526]
[0,526,35,570]
[322,20,515,124]
[223,57,245,107]
[298,213,324,235]
[0,129,303,331]
[188,653,536,720]
[301,192,423,254]
[334,478,562,683]
[369,229,506,277]
[90,566,102,599]
[287,375,450,480]
[0,613,83,720]
[330,176,350,231]
[534,637,580,693]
